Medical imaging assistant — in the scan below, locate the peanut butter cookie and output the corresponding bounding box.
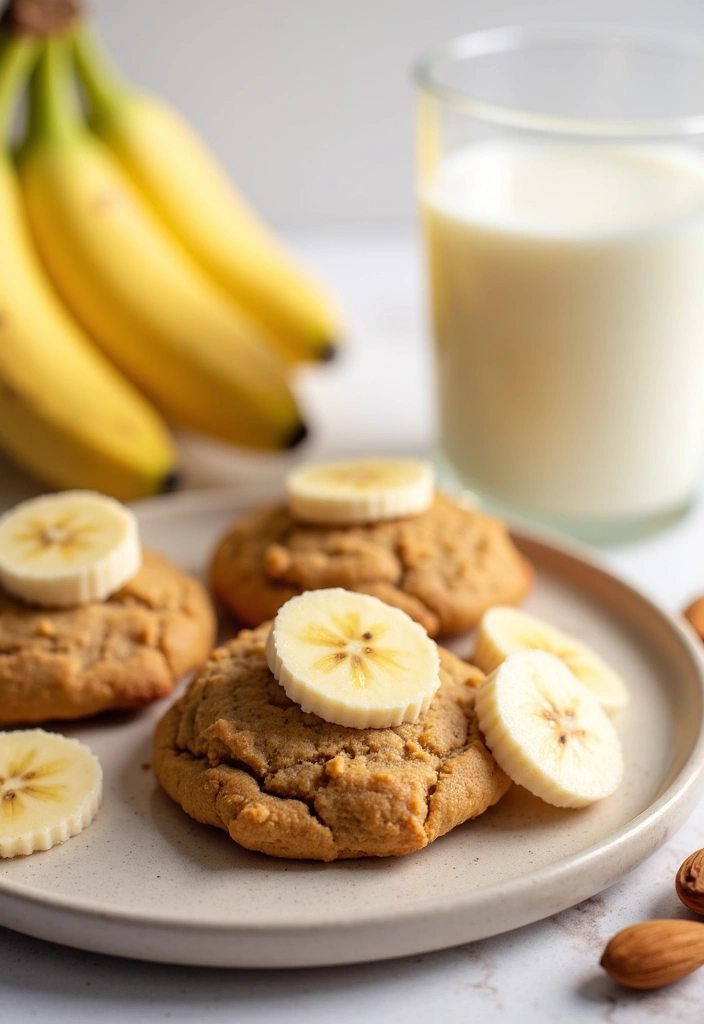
[210,493,532,636]
[153,623,510,861]
[0,550,216,724]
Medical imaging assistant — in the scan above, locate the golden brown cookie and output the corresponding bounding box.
[0,550,216,725]
[210,493,532,636]
[153,623,510,861]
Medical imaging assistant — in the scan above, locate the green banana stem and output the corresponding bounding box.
[0,32,38,148]
[73,23,133,125]
[24,37,82,149]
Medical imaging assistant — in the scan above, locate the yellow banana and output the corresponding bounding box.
[0,35,178,501]
[73,25,341,364]
[19,40,307,453]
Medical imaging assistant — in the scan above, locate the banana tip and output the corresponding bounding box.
[318,340,340,363]
[160,470,182,494]
[286,422,309,450]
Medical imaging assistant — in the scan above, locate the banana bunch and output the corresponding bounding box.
[0,34,177,500]
[0,1,340,499]
[72,23,340,365]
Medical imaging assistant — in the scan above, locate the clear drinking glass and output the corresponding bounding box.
[414,26,704,541]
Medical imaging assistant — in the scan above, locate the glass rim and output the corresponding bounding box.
[412,24,704,138]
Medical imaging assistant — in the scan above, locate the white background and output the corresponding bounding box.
[91,0,704,225]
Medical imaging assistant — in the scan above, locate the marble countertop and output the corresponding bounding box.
[2,229,704,1022]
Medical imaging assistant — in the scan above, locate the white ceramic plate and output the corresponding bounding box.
[1,487,704,969]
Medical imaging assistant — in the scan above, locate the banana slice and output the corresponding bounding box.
[474,606,628,713]
[475,650,623,807]
[286,457,434,524]
[0,729,103,857]
[266,588,441,728]
[0,491,142,608]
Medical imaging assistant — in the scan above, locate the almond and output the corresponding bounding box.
[601,920,704,989]
[676,848,704,915]
[683,596,704,641]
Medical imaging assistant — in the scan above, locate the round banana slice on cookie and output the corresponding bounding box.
[266,588,441,728]
[286,457,435,524]
[474,606,628,713]
[0,729,103,857]
[475,650,624,808]
[0,491,141,607]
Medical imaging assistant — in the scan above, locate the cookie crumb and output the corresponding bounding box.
[36,618,54,637]
[264,545,292,576]
[137,623,158,645]
[404,740,430,761]
[325,754,347,778]
[240,803,270,824]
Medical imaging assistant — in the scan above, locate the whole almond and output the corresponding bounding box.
[683,597,704,641]
[677,848,704,915]
[600,920,704,989]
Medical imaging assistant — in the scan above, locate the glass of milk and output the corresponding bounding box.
[415,26,704,540]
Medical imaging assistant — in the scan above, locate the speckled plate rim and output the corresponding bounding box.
[1,486,704,968]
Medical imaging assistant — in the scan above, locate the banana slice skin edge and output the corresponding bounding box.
[0,729,103,858]
[0,490,142,608]
[474,606,629,714]
[475,650,624,808]
[266,588,441,729]
[286,458,435,525]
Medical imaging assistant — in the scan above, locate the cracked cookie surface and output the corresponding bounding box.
[153,623,511,861]
[210,493,532,637]
[0,550,216,724]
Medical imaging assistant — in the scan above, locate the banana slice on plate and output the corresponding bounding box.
[0,729,103,858]
[475,650,624,808]
[474,606,628,713]
[0,490,141,607]
[266,588,441,728]
[286,457,435,524]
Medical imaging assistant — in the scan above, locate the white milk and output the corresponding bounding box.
[421,139,704,521]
